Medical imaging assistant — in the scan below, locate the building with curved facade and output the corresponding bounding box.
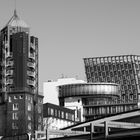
[84,55,140,107]
[58,83,137,122]
[43,78,85,105]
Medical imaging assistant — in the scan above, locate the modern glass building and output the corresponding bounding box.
[58,83,136,121]
[84,55,140,106]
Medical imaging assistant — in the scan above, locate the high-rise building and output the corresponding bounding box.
[84,55,140,107]
[0,10,43,137]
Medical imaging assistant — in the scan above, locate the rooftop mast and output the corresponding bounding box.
[14,0,17,16]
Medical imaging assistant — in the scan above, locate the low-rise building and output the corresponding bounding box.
[43,78,85,105]
[58,83,137,122]
[43,103,75,130]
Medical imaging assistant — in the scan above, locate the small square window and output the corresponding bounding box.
[14,95,18,100]
[12,122,18,129]
[19,95,23,99]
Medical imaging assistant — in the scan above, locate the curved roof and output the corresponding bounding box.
[6,10,28,28]
[58,82,120,87]
[58,82,120,98]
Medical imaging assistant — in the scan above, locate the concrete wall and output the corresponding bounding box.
[0,104,6,136]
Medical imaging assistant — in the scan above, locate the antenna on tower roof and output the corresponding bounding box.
[14,0,17,16]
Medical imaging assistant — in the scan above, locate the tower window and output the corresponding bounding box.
[28,122,31,130]
[38,125,41,131]
[14,95,18,100]
[31,97,33,103]
[28,103,31,111]
[28,114,31,120]
[12,122,18,129]
[38,116,41,123]
[12,112,18,120]
[13,103,19,110]
[9,96,12,102]
[19,95,23,99]
[38,106,41,114]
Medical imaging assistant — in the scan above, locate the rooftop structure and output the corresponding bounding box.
[6,10,28,28]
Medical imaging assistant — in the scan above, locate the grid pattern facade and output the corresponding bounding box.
[82,97,136,121]
[84,55,140,104]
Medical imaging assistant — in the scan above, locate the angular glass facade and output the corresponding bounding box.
[84,55,140,104]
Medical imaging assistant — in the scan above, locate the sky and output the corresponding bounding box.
[0,0,140,92]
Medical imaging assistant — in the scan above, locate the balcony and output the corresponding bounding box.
[2,70,6,75]
[6,70,13,76]
[6,61,14,67]
[30,43,35,49]
[27,71,35,77]
[29,53,35,59]
[6,79,13,85]
[5,52,13,58]
[27,79,35,86]
[28,67,35,72]
[27,62,35,68]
